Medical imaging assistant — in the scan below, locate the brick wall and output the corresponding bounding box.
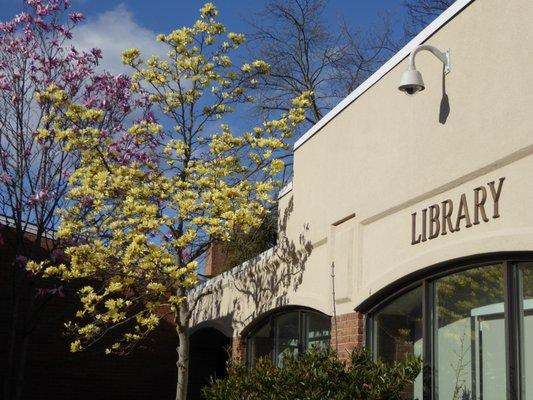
[0,228,178,400]
[204,242,231,277]
[231,313,366,365]
[330,312,365,361]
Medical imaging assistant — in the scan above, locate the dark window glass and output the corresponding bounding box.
[435,264,505,400]
[519,264,533,399]
[247,320,273,366]
[246,309,331,368]
[275,311,300,366]
[306,311,331,350]
[373,286,423,399]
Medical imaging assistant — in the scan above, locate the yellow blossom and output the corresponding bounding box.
[30,1,311,363]
[122,48,140,65]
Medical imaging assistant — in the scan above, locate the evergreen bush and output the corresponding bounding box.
[202,347,421,400]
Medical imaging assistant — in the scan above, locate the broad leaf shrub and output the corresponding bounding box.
[202,347,421,400]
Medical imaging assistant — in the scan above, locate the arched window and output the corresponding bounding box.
[367,257,533,400]
[246,308,331,367]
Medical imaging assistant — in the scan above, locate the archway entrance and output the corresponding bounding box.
[188,327,230,400]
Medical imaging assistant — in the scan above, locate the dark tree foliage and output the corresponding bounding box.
[436,264,504,326]
[203,347,421,400]
[221,208,278,272]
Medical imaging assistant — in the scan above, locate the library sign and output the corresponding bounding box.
[411,177,505,245]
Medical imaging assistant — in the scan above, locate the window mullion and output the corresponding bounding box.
[272,317,277,365]
[504,261,521,400]
[299,311,306,354]
[423,279,434,400]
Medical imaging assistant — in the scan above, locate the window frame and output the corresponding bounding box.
[364,252,533,400]
[245,307,331,368]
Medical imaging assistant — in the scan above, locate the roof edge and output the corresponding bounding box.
[293,0,475,151]
[0,215,56,240]
[190,246,276,296]
[277,181,293,199]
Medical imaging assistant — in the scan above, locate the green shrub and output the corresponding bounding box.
[202,347,421,400]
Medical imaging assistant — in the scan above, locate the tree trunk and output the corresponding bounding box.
[175,326,190,400]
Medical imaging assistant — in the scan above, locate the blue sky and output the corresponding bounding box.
[0,0,416,147]
[0,0,409,76]
[67,0,407,34]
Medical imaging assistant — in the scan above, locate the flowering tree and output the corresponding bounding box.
[31,3,310,400]
[0,1,133,399]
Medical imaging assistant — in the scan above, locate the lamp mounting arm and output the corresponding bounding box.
[408,45,451,75]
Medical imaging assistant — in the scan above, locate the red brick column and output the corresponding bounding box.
[204,242,230,277]
[330,312,365,362]
[231,336,246,363]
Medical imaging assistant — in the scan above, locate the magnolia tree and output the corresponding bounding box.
[31,3,310,400]
[0,1,133,399]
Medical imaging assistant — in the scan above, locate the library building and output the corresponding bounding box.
[188,0,533,399]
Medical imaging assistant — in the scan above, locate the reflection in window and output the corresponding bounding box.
[373,286,423,399]
[306,311,331,350]
[247,320,272,364]
[276,312,300,365]
[435,264,505,400]
[246,309,331,367]
[519,264,533,399]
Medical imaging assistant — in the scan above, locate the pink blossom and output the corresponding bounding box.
[28,188,50,206]
[69,12,84,23]
[36,5,48,16]
[145,111,156,123]
[14,13,32,24]
[0,22,16,33]
[34,18,49,30]
[50,248,66,262]
[0,78,11,90]
[80,195,94,206]
[0,172,12,183]
[15,255,28,267]
[90,47,102,60]
[180,248,191,261]
[0,0,143,237]
[36,285,65,298]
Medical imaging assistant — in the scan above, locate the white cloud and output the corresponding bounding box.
[72,4,167,75]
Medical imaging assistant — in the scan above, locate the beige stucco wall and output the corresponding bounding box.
[190,0,533,336]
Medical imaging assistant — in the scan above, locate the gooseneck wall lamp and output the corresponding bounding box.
[398,45,451,95]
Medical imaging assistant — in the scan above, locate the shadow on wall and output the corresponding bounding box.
[190,195,313,334]
[439,65,450,124]
[231,195,313,329]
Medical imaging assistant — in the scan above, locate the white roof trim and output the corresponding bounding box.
[190,246,276,296]
[0,215,56,240]
[277,181,293,199]
[293,0,475,151]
